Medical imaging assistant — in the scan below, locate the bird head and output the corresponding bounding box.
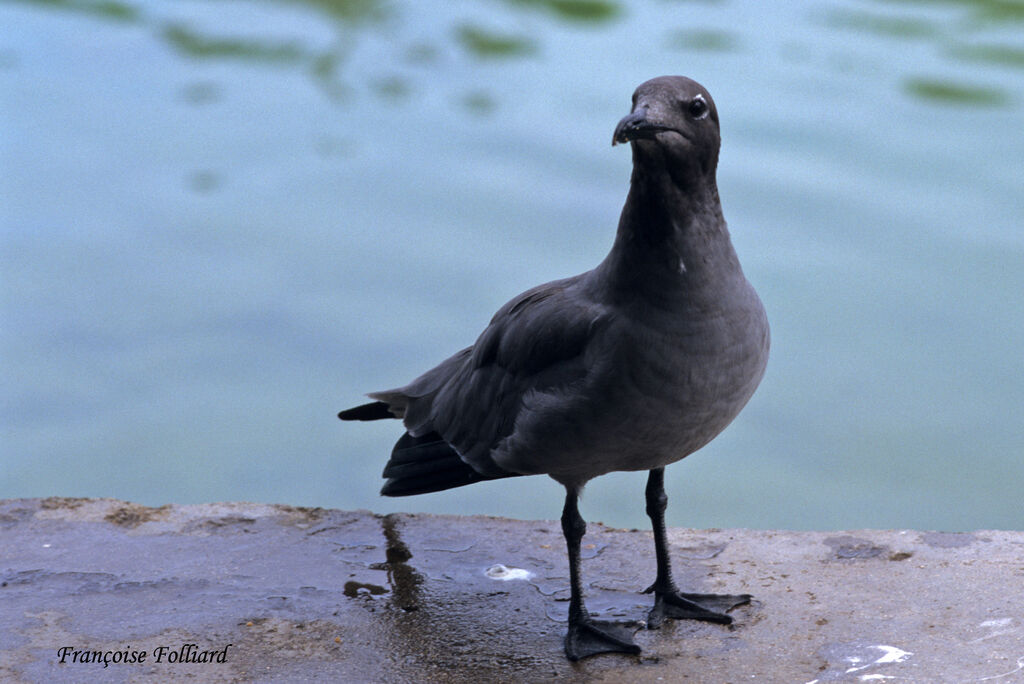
[613,76,721,184]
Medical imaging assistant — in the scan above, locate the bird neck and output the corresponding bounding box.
[594,167,742,308]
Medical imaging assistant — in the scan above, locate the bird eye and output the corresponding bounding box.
[688,96,708,119]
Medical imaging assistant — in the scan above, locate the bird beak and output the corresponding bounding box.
[613,107,671,146]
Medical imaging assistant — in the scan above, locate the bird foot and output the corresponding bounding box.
[644,588,751,630]
[565,617,642,661]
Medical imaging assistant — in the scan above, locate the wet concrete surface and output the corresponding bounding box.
[1,497,1023,683]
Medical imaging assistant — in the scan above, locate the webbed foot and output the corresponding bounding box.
[565,617,642,661]
[644,587,751,629]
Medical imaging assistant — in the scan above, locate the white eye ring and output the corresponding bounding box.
[688,94,709,119]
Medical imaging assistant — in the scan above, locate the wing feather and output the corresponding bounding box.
[373,273,608,478]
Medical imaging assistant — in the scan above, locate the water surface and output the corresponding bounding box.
[2,0,1022,531]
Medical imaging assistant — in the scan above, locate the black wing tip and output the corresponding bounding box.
[380,470,491,497]
[378,432,521,496]
[380,478,418,497]
[338,401,394,421]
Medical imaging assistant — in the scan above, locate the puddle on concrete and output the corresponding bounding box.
[824,536,889,561]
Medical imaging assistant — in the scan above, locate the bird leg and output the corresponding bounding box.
[561,486,641,661]
[643,467,751,629]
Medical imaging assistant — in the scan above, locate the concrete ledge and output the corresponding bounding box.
[1,497,1022,682]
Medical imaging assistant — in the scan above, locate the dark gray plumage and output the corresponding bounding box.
[339,76,769,660]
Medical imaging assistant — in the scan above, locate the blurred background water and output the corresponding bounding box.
[2,0,1022,531]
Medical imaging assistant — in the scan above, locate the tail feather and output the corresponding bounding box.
[338,401,394,421]
[380,431,518,497]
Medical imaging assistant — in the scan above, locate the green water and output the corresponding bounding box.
[2,0,1022,531]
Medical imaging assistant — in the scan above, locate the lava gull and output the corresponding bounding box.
[339,75,770,660]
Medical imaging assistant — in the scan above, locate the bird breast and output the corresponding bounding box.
[502,283,768,484]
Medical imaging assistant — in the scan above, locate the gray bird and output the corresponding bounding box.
[339,75,769,660]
